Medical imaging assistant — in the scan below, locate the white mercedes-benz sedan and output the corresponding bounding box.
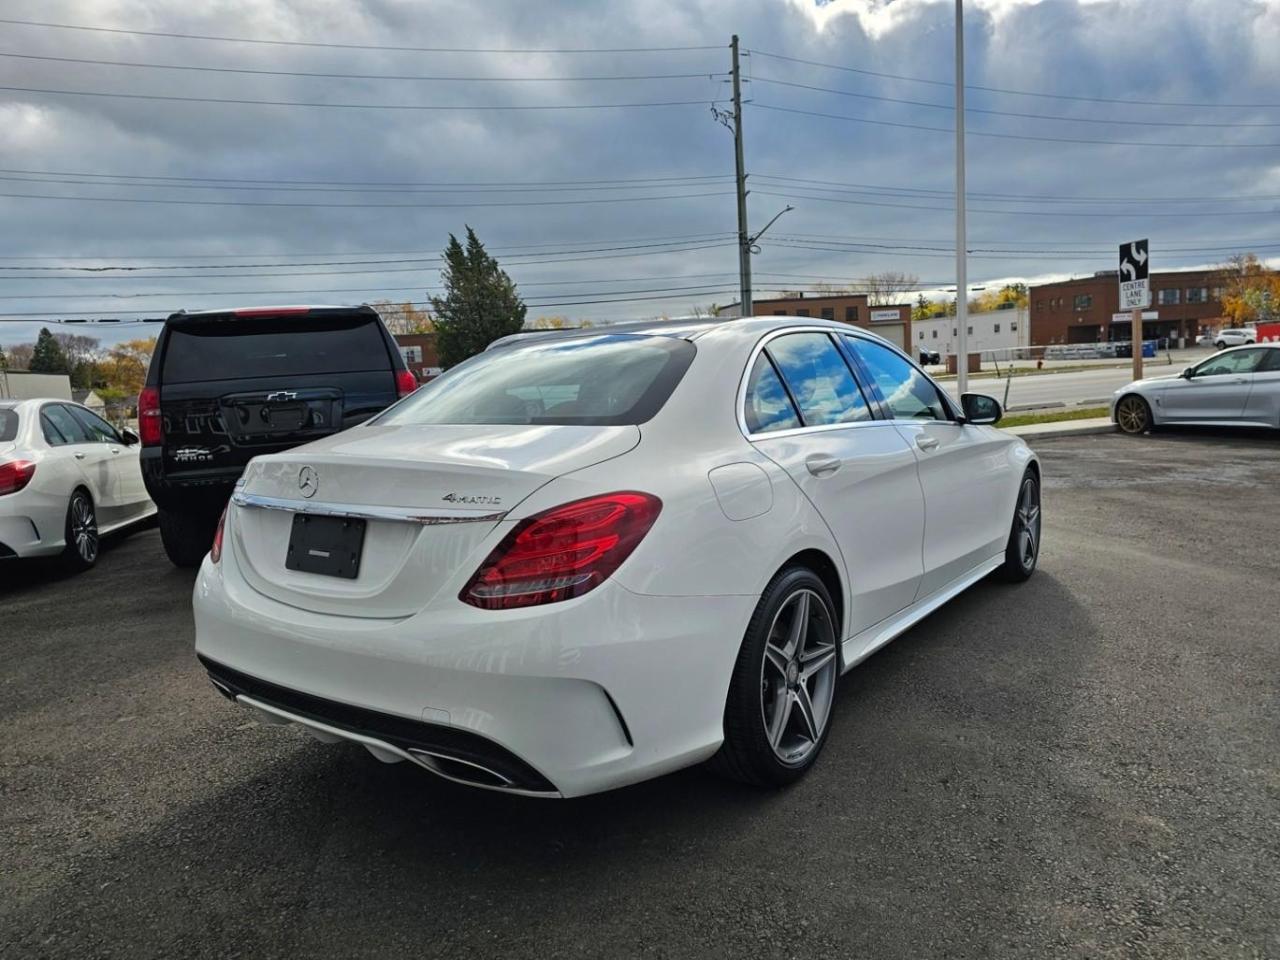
[194,318,1041,797]
[1,398,156,571]
[1112,343,1280,434]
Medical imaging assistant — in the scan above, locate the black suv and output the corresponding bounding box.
[139,305,417,567]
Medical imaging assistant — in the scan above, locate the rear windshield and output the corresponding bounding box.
[376,334,695,427]
[161,315,390,384]
[0,407,17,442]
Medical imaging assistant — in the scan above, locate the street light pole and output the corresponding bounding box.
[730,35,752,318]
[954,0,969,394]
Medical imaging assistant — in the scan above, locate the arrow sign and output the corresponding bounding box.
[1119,238,1150,309]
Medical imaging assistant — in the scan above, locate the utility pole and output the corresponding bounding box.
[954,0,969,393]
[730,35,752,318]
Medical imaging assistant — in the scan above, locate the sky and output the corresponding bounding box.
[2,0,1280,349]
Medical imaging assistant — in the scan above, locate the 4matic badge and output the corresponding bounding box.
[441,492,502,506]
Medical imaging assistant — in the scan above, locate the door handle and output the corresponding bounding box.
[915,435,941,451]
[805,454,842,477]
[110,447,121,454]
[74,452,86,460]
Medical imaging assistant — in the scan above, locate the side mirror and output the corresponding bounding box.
[119,428,140,445]
[960,393,1003,425]
[1181,366,1194,379]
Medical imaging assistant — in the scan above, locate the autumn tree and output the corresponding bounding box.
[970,283,1029,313]
[371,300,434,335]
[30,328,70,374]
[430,227,526,368]
[96,337,157,408]
[1219,253,1280,323]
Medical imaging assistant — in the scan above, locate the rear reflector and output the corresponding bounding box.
[460,491,661,610]
[0,459,36,496]
[137,386,163,446]
[396,369,418,397]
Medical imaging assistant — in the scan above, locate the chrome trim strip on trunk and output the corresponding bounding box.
[231,490,507,525]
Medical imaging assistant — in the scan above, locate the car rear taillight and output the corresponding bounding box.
[460,492,661,609]
[396,369,418,397]
[0,459,36,496]
[138,386,163,446]
[210,503,228,564]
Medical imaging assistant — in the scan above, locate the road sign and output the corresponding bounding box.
[1111,311,1157,323]
[1119,239,1150,310]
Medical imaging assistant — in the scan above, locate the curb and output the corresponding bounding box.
[1006,421,1117,440]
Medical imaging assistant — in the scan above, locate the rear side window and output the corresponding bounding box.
[0,408,17,443]
[765,332,872,426]
[161,315,391,384]
[848,338,951,421]
[42,404,92,444]
[378,334,694,427]
[1263,350,1280,372]
[743,355,801,433]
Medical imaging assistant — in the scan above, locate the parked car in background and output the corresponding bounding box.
[194,317,1040,798]
[918,347,942,365]
[140,305,418,567]
[1112,344,1280,434]
[1214,327,1258,349]
[0,399,155,571]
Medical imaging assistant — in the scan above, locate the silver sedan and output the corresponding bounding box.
[1112,344,1280,434]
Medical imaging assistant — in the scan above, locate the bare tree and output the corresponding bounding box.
[5,342,34,370]
[860,271,920,305]
[370,300,434,335]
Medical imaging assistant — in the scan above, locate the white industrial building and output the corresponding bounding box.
[912,304,1030,359]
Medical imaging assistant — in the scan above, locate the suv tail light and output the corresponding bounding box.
[0,459,36,496]
[138,386,163,446]
[460,492,661,610]
[396,369,418,397]
[210,503,229,564]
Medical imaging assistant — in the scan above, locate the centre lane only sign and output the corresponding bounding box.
[1119,239,1150,310]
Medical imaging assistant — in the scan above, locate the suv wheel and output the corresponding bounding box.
[159,508,219,568]
[711,567,840,787]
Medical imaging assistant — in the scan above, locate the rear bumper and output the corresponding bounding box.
[0,492,68,558]
[141,450,241,514]
[193,555,756,798]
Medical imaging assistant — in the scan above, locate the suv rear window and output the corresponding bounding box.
[0,407,17,442]
[161,315,390,384]
[377,334,694,427]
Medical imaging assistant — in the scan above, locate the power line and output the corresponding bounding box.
[0,51,724,83]
[0,189,734,209]
[750,75,1280,129]
[747,48,1280,110]
[0,167,729,189]
[0,18,722,53]
[0,84,718,112]
[752,102,1280,149]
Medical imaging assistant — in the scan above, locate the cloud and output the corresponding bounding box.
[1,0,1279,346]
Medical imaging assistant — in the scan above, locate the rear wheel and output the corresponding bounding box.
[59,489,99,573]
[998,471,1041,583]
[711,567,840,787]
[1115,394,1152,435]
[1215,340,1226,350]
[159,508,218,568]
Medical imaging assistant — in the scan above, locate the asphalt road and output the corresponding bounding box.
[4,431,1278,959]
[940,362,1184,411]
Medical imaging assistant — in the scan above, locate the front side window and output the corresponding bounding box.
[847,338,950,421]
[41,404,91,444]
[377,334,694,427]
[765,333,872,427]
[1262,350,1280,372]
[68,406,121,443]
[1195,349,1265,377]
[743,354,801,434]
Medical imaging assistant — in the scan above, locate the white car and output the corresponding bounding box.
[1112,343,1280,434]
[0,398,156,571]
[194,318,1041,797]
[1214,327,1258,349]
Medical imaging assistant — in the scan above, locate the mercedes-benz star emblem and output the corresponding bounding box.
[297,465,319,499]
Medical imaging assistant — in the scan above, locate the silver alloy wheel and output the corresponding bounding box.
[759,588,838,765]
[1016,477,1040,572]
[72,494,99,564]
[1115,395,1149,434]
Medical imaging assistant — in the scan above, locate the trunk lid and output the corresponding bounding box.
[230,422,640,617]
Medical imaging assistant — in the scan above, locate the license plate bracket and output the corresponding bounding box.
[285,514,366,579]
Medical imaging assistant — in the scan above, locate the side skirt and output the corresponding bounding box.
[840,554,1005,672]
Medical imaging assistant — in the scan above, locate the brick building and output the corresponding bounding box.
[394,333,441,382]
[718,293,913,351]
[1029,269,1230,346]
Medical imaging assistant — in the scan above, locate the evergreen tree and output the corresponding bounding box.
[29,328,70,374]
[430,227,526,368]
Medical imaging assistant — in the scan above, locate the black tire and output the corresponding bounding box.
[159,508,218,568]
[710,566,841,787]
[1114,394,1152,435]
[997,470,1041,583]
[1215,341,1226,350]
[58,488,99,573]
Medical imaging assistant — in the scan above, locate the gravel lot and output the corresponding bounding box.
[3,431,1278,959]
